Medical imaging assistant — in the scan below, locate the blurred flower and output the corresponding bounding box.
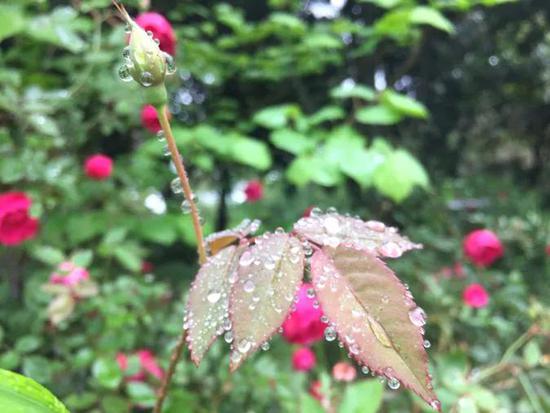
[135,12,176,56]
[117,349,164,381]
[332,362,356,382]
[244,180,263,202]
[292,347,316,371]
[141,261,154,274]
[463,229,503,267]
[84,154,113,180]
[545,245,550,256]
[50,261,89,287]
[141,104,161,133]
[309,380,323,401]
[0,191,39,246]
[282,283,325,345]
[454,262,465,278]
[463,283,489,308]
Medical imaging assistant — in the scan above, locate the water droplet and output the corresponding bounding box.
[366,220,385,232]
[171,177,183,194]
[323,216,340,234]
[164,53,177,75]
[408,307,427,327]
[387,377,400,390]
[312,300,320,309]
[361,366,370,375]
[423,339,431,349]
[140,71,153,87]
[275,227,285,234]
[122,46,131,60]
[324,326,337,342]
[326,207,337,213]
[378,241,402,258]
[154,38,160,45]
[243,280,255,293]
[180,200,191,214]
[261,342,270,351]
[224,331,234,343]
[310,207,323,217]
[306,288,315,299]
[124,23,131,33]
[118,64,132,82]
[237,339,251,353]
[207,290,221,304]
[381,295,389,304]
[146,30,154,37]
[162,144,171,157]
[321,315,329,323]
[264,259,276,270]
[156,130,165,142]
[430,400,441,411]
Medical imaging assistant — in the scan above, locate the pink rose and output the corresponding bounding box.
[244,180,263,202]
[50,261,89,287]
[0,192,39,246]
[135,12,176,56]
[463,229,503,267]
[116,349,164,382]
[141,105,161,133]
[282,283,325,345]
[332,362,356,382]
[292,347,316,372]
[84,154,113,180]
[463,283,489,308]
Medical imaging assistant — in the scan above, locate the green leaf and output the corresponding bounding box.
[294,212,422,258]
[381,90,428,119]
[0,369,69,413]
[286,156,316,186]
[186,245,243,365]
[113,245,142,272]
[71,249,93,267]
[31,246,64,266]
[229,233,304,371]
[310,246,438,408]
[15,336,42,354]
[340,380,384,413]
[523,341,541,367]
[373,149,429,202]
[307,106,345,126]
[300,393,324,413]
[470,387,498,411]
[270,129,314,155]
[356,105,402,125]
[92,358,122,390]
[22,357,51,384]
[26,7,86,53]
[339,148,385,187]
[228,135,272,170]
[410,6,455,34]
[127,382,156,408]
[253,105,298,129]
[331,83,376,101]
[0,6,25,41]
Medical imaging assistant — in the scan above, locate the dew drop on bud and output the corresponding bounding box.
[171,177,183,194]
[124,23,131,34]
[164,53,177,75]
[324,326,337,341]
[140,71,153,87]
[408,307,427,327]
[118,64,132,82]
[122,46,131,60]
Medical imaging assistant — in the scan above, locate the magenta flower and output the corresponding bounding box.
[282,283,325,345]
[463,229,503,267]
[84,154,113,180]
[463,283,489,308]
[0,192,39,246]
[292,347,316,372]
[135,12,176,56]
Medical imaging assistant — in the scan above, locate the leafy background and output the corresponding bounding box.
[0,0,549,412]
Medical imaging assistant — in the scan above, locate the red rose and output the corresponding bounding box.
[135,12,176,56]
[292,347,316,372]
[141,105,161,134]
[309,380,323,401]
[244,180,263,202]
[463,229,503,267]
[84,154,113,180]
[282,283,325,345]
[463,283,489,308]
[0,192,39,246]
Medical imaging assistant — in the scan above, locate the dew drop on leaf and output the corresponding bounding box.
[423,339,431,349]
[408,307,427,327]
[361,366,370,375]
[206,290,221,304]
[261,342,270,351]
[243,280,255,293]
[388,377,401,390]
[324,326,337,341]
[224,331,234,343]
[239,251,254,267]
[237,339,251,353]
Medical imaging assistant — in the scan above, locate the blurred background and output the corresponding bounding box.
[0,0,549,412]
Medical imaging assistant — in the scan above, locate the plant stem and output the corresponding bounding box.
[154,327,187,413]
[156,104,207,264]
[153,105,207,413]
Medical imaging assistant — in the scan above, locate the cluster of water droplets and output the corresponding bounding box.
[294,207,422,258]
[118,27,177,85]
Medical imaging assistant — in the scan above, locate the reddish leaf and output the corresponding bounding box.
[186,245,244,365]
[229,233,304,371]
[205,219,261,256]
[294,212,421,258]
[311,246,439,410]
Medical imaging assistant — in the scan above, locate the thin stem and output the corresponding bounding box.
[154,328,187,413]
[156,104,207,264]
[153,105,207,413]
